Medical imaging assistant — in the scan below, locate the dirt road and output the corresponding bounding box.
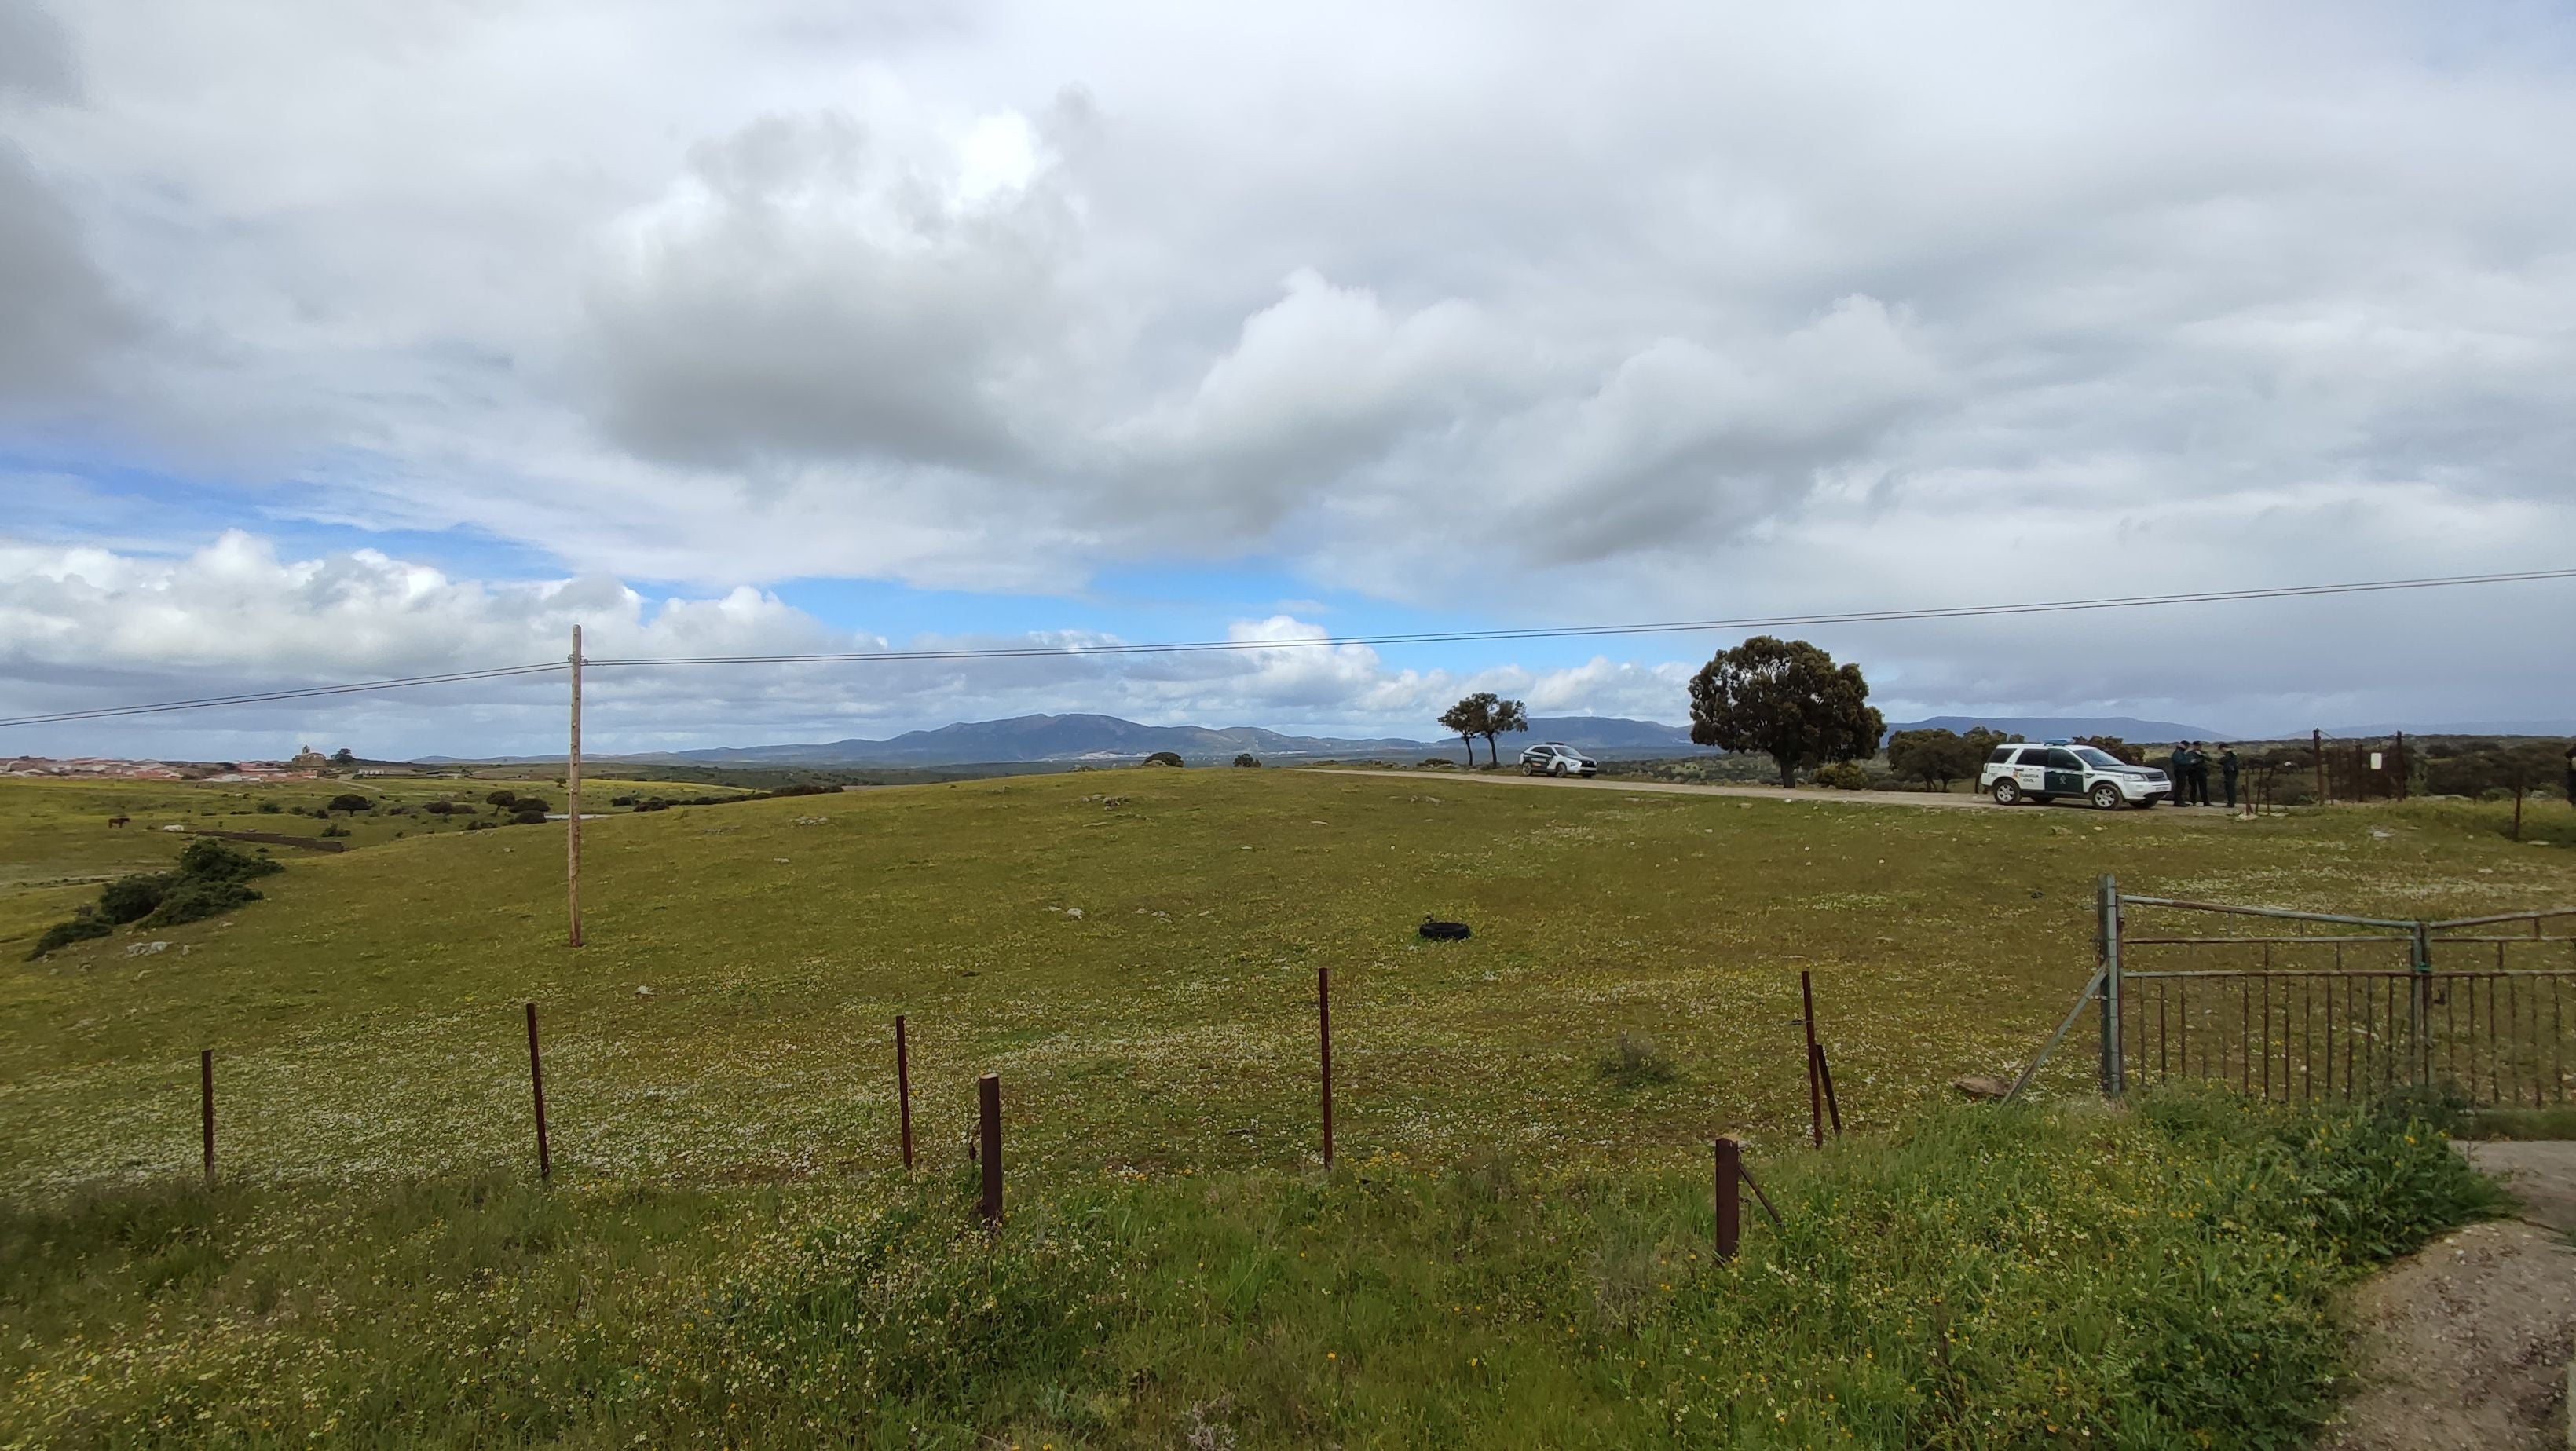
[1319,767,2238,821]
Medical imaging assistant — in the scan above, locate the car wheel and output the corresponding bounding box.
[1992,777,2021,805]
[1553,761,1568,777]
[2090,781,2124,810]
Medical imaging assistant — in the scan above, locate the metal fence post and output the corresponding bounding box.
[2098,875,2124,1096]
[2410,921,2432,1086]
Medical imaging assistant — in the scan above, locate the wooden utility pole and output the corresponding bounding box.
[2312,729,2327,806]
[567,624,584,948]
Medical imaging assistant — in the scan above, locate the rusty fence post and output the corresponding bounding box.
[1318,966,1334,1169]
[525,1002,551,1181]
[895,1014,914,1171]
[1816,1045,1843,1136]
[1714,1137,1740,1261]
[199,1048,215,1186]
[976,1073,1003,1229]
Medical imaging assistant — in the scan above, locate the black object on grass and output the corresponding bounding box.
[1418,917,1472,941]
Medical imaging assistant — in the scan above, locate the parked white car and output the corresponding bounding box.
[1979,743,2171,810]
[1520,743,1599,777]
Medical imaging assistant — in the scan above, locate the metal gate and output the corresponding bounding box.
[2014,878,2576,1106]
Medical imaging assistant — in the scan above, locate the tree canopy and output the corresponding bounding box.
[1686,636,1884,788]
[1480,698,1529,762]
[1438,693,1496,765]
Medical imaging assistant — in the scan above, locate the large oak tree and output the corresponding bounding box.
[1686,636,1885,788]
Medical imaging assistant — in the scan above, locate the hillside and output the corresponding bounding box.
[425,712,1717,768]
[2,770,2564,1446]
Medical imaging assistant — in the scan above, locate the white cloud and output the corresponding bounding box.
[0,534,1703,757]
[2,1,2574,732]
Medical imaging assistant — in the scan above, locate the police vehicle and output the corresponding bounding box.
[1978,742,2172,810]
[1519,742,1600,777]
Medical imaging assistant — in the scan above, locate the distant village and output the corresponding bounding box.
[1,745,414,782]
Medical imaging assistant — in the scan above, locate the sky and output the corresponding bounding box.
[3,1,2573,760]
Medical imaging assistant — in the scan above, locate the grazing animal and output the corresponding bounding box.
[107,814,130,829]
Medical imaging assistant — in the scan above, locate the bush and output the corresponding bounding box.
[327,793,373,813]
[421,801,459,816]
[764,783,834,798]
[28,912,112,958]
[511,809,548,825]
[140,877,262,929]
[97,872,174,925]
[485,790,520,807]
[255,801,282,814]
[1233,754,1262,768]
[466,820,494,831]
[177,840,282,884]
[1597,1031,1678,1088]
[632,799,668,813]
[1415,757,1457,769]
[320,824,351,839]
[1814,760,1870,790]
[1143,752,1185,768]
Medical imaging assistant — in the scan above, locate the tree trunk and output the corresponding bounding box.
[1462,733,1475,765]
[1778,758,1797,789]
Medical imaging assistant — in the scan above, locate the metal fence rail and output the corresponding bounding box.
[2016,879,2576,1106]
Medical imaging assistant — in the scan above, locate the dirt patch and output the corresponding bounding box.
[2458,1140,2576,1234]
[2318,1219,2576,1450]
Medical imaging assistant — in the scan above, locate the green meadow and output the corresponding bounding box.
[0,768,2566,1446]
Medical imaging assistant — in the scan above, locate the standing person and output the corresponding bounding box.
[2167,741,2194,806]
[2182,742,2208,807]
[2564,741,2574,810]
[2219,744,2241,810]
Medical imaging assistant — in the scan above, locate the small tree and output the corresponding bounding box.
[2072,735,2144,766]
[327,793,373,813]
[1887,729,1970,792]
[1232,754,1261,768]
[1438,693,1496,766]
[1686,636,1884,789]
[330,747,357,766]
[1481,699,1529,767]
[1143,751,1185,768]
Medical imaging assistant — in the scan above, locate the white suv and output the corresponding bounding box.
[1520,743,1599,777]
[1979,743,2172,810]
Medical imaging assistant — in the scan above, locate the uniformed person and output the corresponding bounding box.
[2219,745,2240,810]
[2167,743,2193,806]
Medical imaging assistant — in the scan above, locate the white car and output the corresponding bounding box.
[1520,743,1599,777]
[1979,743,2172,810]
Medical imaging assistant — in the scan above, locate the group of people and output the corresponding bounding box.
[2163,741,2239,808]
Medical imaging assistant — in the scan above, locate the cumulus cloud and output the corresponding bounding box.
[4,2,2574,740]
[0,533,1681,758]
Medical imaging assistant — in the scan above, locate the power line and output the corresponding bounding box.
[3,565,2571,729]
[0,663,566,729]
[587,566,2576,666]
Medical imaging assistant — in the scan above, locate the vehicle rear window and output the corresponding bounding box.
[1987,747,2014,764]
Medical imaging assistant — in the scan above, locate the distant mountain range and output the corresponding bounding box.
[423,713,1714,769]
[416,711,2571,770]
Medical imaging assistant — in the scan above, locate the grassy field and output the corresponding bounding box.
[0,767,2567,1446]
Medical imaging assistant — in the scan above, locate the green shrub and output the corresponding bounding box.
[327,793,373,813]
[1234,754,1263,768]
[1143,752,1186,768]
[511,809,547,825]
[176,839,282,883]
[1814,760,1870,790]
[485,789,519,807]
[139,877,262,928]
[255,800,282,814]
[320,823,352,838]
[28,912,112,958]
[97,872,174,925]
